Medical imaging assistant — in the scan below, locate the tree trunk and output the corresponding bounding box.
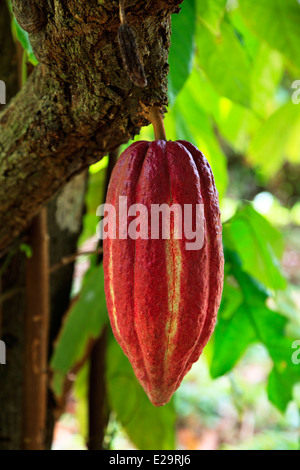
[0,175,88,450]
[0,0,182,255]
[0,0,183,450]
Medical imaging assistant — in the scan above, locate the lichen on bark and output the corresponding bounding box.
[0,0,183,255]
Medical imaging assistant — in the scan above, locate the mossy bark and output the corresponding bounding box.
[0,0,182,255]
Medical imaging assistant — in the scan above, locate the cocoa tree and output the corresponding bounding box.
[1,0,300,452]
[0,0,182,256]
[0,0,183,450]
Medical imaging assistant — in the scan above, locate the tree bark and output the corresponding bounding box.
[0,175,88,450]
[0,0,96,450]
[0,0,182,255]
[0,0,19,102]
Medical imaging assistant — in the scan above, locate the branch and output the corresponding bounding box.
[0,0,183,255]
[22,208,50,450]
[49,248,103,274]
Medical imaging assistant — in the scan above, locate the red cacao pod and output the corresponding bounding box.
[103,140,224,406]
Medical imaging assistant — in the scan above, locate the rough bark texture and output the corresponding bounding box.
[0,4,26,448]
[0,0,183,255]
[0,1,89,449]
[0,175,87,451]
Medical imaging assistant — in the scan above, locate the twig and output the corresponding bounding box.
[22,207,50,450]
[0,287,24,304]
[49,248,104,274]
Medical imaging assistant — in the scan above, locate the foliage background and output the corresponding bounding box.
[13,0,300,450]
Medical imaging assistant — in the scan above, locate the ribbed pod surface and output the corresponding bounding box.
[103,140,224,406]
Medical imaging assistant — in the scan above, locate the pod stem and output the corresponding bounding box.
[119,0,126,24]
[149,107,167,141]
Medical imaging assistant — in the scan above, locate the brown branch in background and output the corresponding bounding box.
[49,248,104,274]
[22,207,50,450]
[87,148,119,451]
[87,326,109,450]
[0,287,24,305]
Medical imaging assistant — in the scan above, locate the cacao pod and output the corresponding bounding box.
[103,140,224,406]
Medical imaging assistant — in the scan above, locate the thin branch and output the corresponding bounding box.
[22,207,50,450]
[49,248,104,274]
[0,287,24,304]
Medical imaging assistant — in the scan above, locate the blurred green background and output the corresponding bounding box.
[43,0,300,450]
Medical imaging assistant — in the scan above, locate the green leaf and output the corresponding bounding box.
[168,0,197,106]
[165,68,228,198]
[11,17,38,66]
[198,0,227,34]
[239,0,300,71]
[196,18,252,107]
[106,331,176,450]
[248,102,300,175]
[73,362,90,440]
[251,43,283,117]
[79,165,107,246]
[211,283,256,378]
[189,68,260,154]
[268,362,300,412]
[223,204,286,290]
[219,249,300,411]
[51,265,108,397]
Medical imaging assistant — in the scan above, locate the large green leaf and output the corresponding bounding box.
[106,332,176,450]
[165,68,228,198]
[248,102,300,175]
[211,249,299,411]
[198,0,227,34]
[11,17,38,66]
[196,18,252,108]
[79,162,108,246]
[211,282,256,378]
[239,0,300,71]
[168,0,197,106]
[233,264,299,412]
[189,67,260,154]
[223,204,286,290]
[51,265,108,396]
[251,43,283,117]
